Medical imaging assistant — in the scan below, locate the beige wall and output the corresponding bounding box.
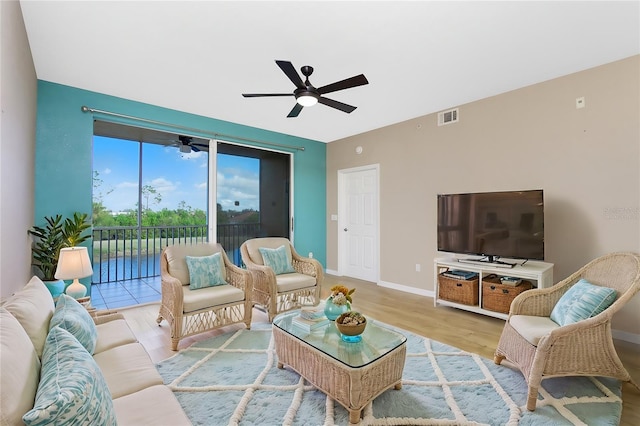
[327,56,640,340]
[0,0,38,298]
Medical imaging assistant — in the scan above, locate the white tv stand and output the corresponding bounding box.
[434,256,554,319]
[457,258,517,269]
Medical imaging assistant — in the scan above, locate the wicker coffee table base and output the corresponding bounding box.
[273,326,407,425]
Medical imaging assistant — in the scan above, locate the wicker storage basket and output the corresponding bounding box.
[438,273,479,306]
[482,276,533,313]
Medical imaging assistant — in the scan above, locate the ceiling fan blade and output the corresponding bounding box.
[287,103,303,118]
[318,97,357,113]
[317,74,369,95]
[190,145,201,153]
[276,60,305,89]
[242,93,294,97]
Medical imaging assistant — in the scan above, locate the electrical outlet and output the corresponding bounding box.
[415,263,421,272]
[576,97,585,109]
[308,252,313,259]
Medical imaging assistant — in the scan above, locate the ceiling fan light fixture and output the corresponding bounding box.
[179,144,191,153]
[296,92,319,107]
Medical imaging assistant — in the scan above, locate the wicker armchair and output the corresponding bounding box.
[240,237,323,322]
[157,243,252,350]
[494,252,640,411]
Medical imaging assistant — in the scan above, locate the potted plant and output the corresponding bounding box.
[28,212,91,296]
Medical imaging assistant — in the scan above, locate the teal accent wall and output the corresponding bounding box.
[35,81,327,293]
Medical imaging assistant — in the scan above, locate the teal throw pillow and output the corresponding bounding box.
[550,278,617,326]
[22,326,117,426]
[49,294,98,354]
[259,245,295,275]
[186,252,228,290]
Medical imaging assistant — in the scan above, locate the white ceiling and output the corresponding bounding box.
[19,1,640,143]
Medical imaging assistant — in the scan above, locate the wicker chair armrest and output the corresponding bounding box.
[160,272,185,313]
[292,257,323,277]
[289,245,324,284]
[537,312,611,351]
[224,260,253,296]
[246,264,277,294]
[509,287,560,316]
[92,312,125,325]
[509,275,578,317]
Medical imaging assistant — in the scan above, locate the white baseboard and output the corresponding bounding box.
[612,329,640,345]
[378,280,435,298]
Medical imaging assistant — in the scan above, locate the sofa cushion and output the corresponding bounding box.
[182,284,245,313]
[2,276,54,357]
[93,343,164,399]
[0,308,41,426]
[550,278,618,326]
[164,243,224,285]
[94,318,138,354]
[186,252,228,290]
[259,245,295,275]
[113,385,191,426]
[22,326,116,426]
[509,315,560,346]
[276,272,317,292]
[244,237,293,266]
[49,294,98,354]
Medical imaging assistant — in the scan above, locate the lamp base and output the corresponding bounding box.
[65,279,87,299]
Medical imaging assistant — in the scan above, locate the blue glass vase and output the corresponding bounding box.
[324,296,350,321]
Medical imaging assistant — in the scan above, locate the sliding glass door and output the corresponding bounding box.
[215,142,292,264]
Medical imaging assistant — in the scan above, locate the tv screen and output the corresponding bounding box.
[437,189,544,262]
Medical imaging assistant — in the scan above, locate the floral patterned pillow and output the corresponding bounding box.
[186,252,228,290]
[22,326,116,426]
[49,294,98,354]
[259,245,295,275]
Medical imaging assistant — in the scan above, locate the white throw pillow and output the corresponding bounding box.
[2,276,55,357]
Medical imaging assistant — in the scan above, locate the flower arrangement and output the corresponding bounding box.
[329,285,355,307]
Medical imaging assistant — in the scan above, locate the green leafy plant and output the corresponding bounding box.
[28,212,91,280]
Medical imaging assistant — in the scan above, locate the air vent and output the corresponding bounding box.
[438,108,459,126]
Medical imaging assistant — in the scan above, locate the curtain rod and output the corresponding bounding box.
[80,105,305,151]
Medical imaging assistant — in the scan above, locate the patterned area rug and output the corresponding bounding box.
[156,323,622,425]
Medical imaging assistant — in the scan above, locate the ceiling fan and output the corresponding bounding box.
[242,60,369,118]
[172,135,209,153]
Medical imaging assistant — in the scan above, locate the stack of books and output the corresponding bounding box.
[300,304,326,321]
[499,276,523,286]
[293,304,328,332]
[441,269,478,280]
[292,315,329,332]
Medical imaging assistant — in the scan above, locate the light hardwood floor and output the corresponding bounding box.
[119,274,640,425]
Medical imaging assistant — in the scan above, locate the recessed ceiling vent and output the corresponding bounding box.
[438,108,459,126]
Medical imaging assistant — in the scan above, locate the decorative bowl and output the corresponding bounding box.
[335,312,367,341]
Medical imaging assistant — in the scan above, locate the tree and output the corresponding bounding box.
[142,184,162,210]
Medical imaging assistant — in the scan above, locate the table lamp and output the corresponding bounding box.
[55,246,93,299]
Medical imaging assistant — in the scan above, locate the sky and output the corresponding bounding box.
[93,136,259,213]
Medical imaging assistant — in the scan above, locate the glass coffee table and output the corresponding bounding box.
[272,311,407,425]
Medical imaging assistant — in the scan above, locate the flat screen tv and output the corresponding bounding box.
[437,189,544,266]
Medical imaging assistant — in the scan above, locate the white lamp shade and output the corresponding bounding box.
[55,247,93,280]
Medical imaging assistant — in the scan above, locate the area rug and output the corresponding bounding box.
[156,323,622,426]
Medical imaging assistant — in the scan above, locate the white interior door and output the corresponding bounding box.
[338,165,379,282]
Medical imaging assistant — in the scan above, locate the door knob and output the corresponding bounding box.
[344,228,348,232]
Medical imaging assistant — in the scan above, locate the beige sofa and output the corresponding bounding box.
[0,276,190,425]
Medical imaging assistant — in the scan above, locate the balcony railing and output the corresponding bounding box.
[92,223,261,284]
